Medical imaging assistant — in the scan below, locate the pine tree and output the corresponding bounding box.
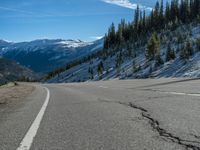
[116,23,124,46]
[153,1,161,27]
[90,68,94,79]
[142,10,146,29]
[116,51,123,69]
[155,50,164,66]
[127,44,132,57]
[159,0,164,27]
[88,67,94,79]
[186,41,193,56]
[134,5,140,30]
[97,61,104,76]
[165,2,171,24]
[166,44,176,61]
[170,0,179,23]
[103,34,109,49]
[196,38,200,51]
[132,60,138,73]
[180,47,188,59]
[146,32,160,60]
[180,41,193,59]
[138,10,143,33]
[110,22,116,45]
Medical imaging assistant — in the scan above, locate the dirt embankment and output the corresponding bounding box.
[0,83,35,106]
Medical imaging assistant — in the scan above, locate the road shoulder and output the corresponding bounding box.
[0,82,35,108]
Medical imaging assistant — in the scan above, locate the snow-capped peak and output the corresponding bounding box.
[57,39,93,48]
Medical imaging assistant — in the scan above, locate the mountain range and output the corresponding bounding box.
[0,39,103,74]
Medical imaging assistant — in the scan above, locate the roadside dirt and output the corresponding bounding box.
[0,83,35,106]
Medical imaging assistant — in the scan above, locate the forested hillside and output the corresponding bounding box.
[46,0,200,83]
[0,58,37,85]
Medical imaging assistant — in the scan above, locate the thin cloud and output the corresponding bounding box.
[0,6,35,14]
[90,36,103,40]
[0,6,58,17]
[101,0,152,10]
[0,2,139,19]
[0,6,131,18]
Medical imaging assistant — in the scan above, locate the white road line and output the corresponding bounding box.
[99,86,108,89]
[16,87,50,150]
[159,91,200,97]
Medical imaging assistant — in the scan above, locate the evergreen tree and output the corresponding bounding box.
[180,41,193,59]
[170,0,179,22]
[196,38,200,51]
[116,23,124,46]
[116,51,123,69]
[103,34,109,49]
[134,5,140,30]
[159,0,164,27]
[146,32,160,60]
[132,60,139,73]
[97,61,104,76]
[90,68,94,79]
[88,67,94,79]
[155,41,163,66]
[142,10,146,31]
[152,1,160,28]
[180,47,188,59]
[165,2,171,24]
[166,44,176,61]
[186,41,193,56]
[109,22,116,45]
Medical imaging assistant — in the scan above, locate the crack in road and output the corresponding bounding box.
[98,98,200,149]
[190,134,200,140]
[119,102,200,150]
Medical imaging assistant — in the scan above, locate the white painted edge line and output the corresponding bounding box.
[160,91,200,97]
[16,86,50,150]
[99,86,108,89]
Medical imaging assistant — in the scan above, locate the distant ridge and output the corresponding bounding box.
[0,38,103,73]
[0,58,37,85]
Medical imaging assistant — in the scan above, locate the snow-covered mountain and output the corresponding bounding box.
[0,39,103,73]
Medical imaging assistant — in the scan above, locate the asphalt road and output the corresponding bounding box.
[1,78,200,150]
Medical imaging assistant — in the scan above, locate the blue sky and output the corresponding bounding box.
[0,0,161,42]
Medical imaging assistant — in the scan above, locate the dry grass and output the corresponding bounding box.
[0,83,35,106]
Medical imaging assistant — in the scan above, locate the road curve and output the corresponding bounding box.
[17,87,50,150]
[0,79,200,150]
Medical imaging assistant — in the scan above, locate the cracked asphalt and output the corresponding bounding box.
[0,78,200,150]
